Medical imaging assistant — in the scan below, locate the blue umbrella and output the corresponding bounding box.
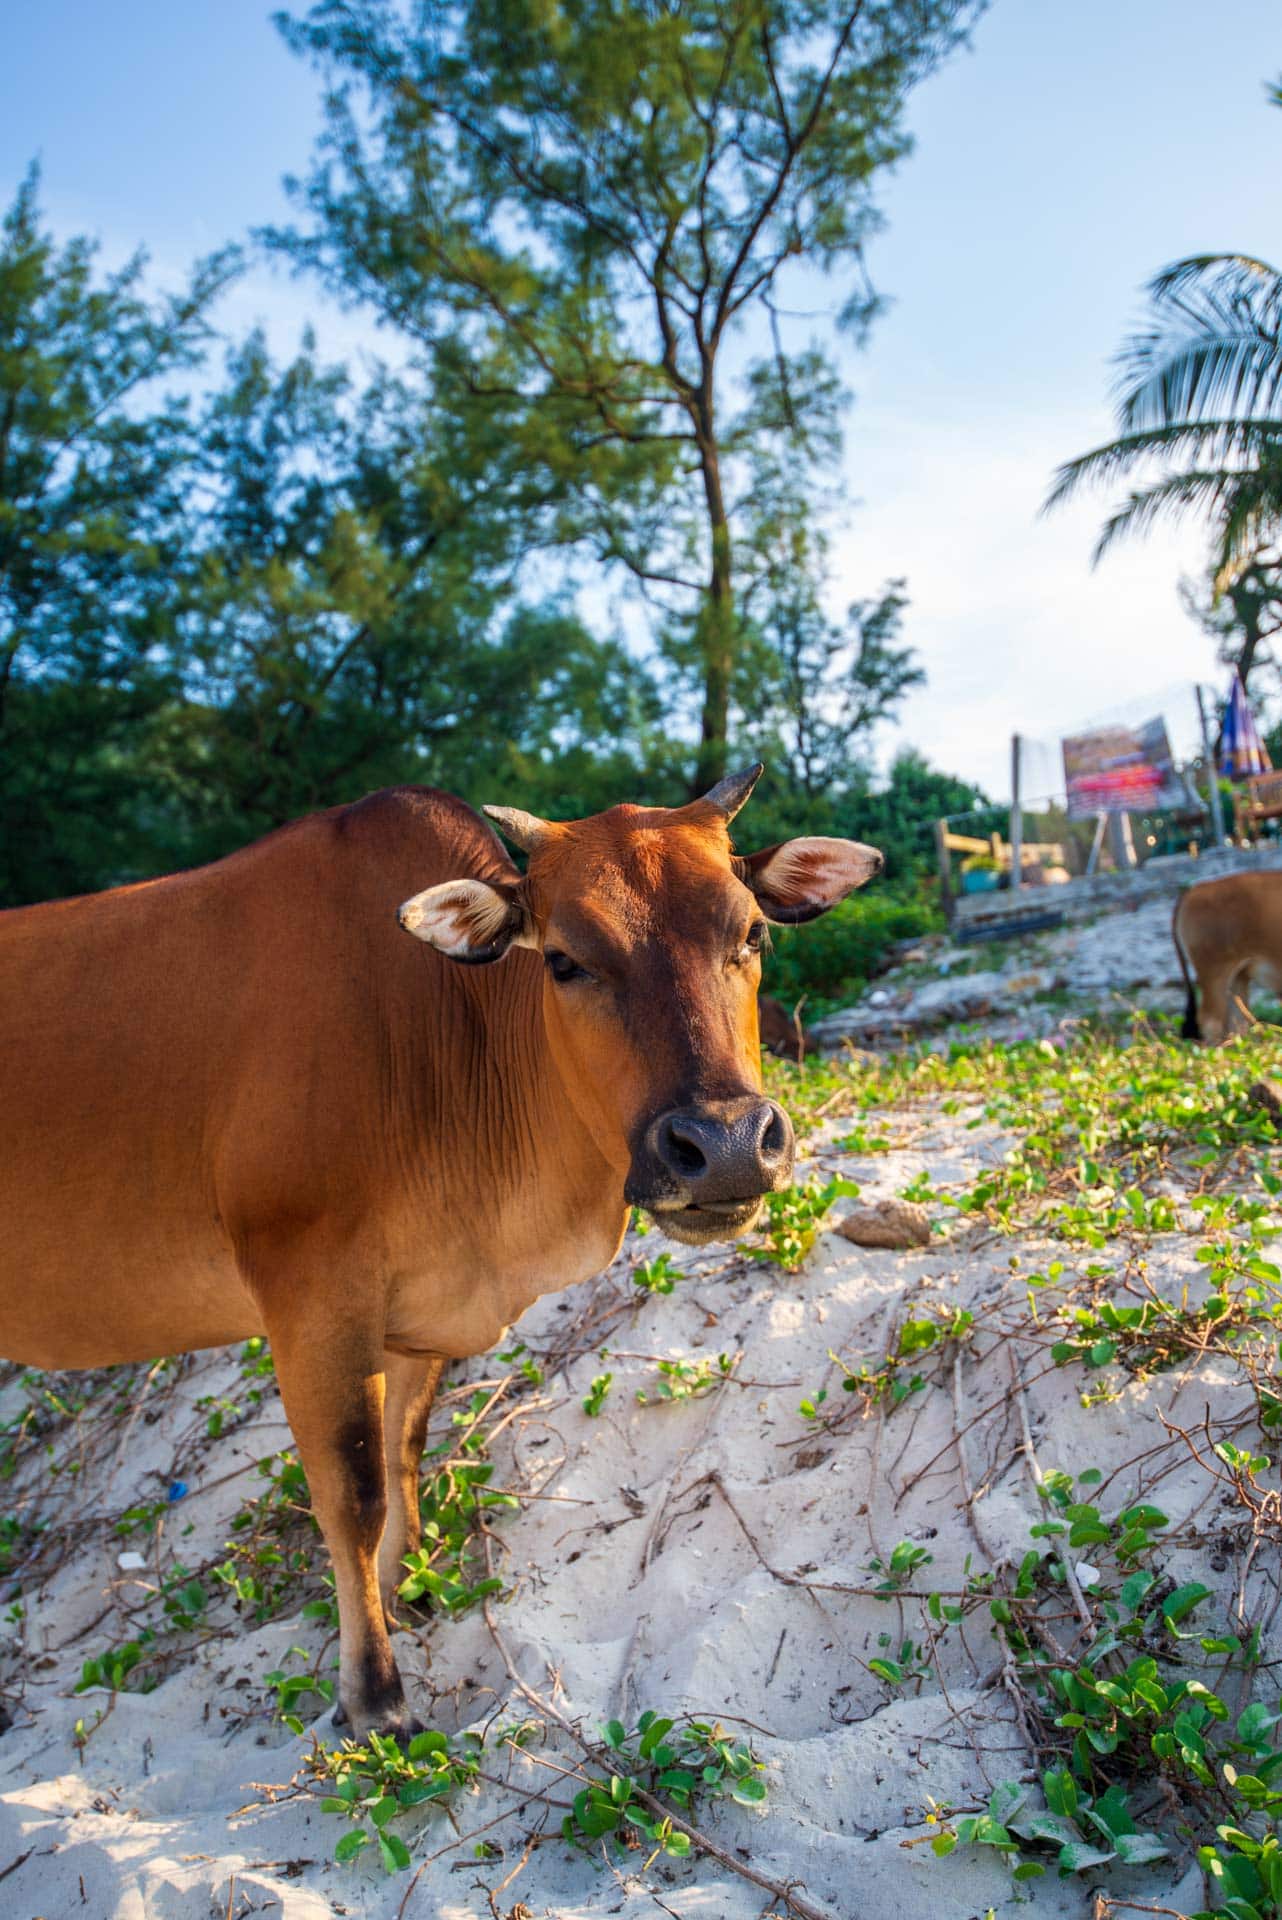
[1219,671,1272,779]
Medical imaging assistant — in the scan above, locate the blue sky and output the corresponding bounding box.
[5,0,1281,798]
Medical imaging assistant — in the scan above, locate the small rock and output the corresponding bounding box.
[117,1551,147,1571]
[1248,1079,1282,1122]
[834,1199,932,1250]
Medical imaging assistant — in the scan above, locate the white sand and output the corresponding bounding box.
[0,907,1271,1919]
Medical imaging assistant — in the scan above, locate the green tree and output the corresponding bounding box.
[1179,551,1282,718]
[0,168,236,904]
[173,329,666,854]
[738,481,920,798]
[275,0,982,785]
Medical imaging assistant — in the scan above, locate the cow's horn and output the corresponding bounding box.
[702,763,764,823]
[483,804,550,853]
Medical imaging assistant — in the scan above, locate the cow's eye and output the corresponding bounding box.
[737,922,769,962]
[545,948,589,984]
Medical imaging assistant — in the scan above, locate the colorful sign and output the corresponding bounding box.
[1061,717,1185,819]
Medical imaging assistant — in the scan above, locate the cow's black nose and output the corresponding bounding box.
[649,1097,793,1201]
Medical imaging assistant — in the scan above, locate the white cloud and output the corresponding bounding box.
[833,408,1219,799]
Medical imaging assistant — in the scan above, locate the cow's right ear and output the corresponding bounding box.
[397,879,537,964]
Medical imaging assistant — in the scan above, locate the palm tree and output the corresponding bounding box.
[1047,250,1282,592]
[1048,76,1282,635]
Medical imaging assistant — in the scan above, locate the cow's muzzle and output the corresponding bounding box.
[626,1095,795,1245]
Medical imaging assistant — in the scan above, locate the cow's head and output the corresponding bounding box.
[397,768,882,1244]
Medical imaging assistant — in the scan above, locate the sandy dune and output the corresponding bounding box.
[0,904,1275,1919]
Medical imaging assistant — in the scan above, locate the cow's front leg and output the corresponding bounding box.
[263,1302,417,1740]
[1197,965,1233,1045]
[378,1349,445,1624]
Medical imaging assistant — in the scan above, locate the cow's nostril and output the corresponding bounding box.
[759,1103,790,1162]
[661,1117,709,1177]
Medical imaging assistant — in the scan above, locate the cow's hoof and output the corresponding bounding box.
[334,1687,423,1745]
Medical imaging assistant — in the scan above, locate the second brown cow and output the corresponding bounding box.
[1174,867,1282,1042]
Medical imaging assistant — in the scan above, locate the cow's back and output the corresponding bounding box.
[0,788,515,1365]
[1179,869,1282,965]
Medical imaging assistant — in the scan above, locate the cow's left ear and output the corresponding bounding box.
[737,837,884,924]
[397,878,537,963]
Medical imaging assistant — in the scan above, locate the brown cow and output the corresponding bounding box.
[1174,868,1282,1042]
[0,767,881,1735]
[757,993,810,1062]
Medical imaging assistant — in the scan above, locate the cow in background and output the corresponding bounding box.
[1174,869,1282,1042]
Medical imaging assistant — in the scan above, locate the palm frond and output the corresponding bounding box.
[1118,255,1282,432]
[1044,418,1282,513]
[1146,253,1281,303]
[1091,468,1282,564]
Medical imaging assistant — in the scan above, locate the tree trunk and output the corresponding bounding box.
[693,429,733,792]
[1232,607,1263,691]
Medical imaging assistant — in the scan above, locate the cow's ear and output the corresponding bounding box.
[397,878,537,963]
[737,837,884,924]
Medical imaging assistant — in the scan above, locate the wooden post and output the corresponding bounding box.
[1085,811,1107,876]
[1195,683,1227,845]
[1009,732,1023,891]
[1108,810,1137,870]
[933,818,954,922]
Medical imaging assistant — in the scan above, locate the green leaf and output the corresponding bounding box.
[960,1815,1014,1849]
[398,1779,449,1807]
[638,1714,674,1757]
[368,1793,398,1829]
[731,1775,768,1805]
[334,1828,371,1863]
[1120,1569,1156,1610]
[1119,1503,1169,1528]
[1014,1812,1079,1847]
[1043,1768,1078,1818]
[378,1830,411,1873]
[1114,1832,1170,1866]
[1057,1840,1116,1873]
[988,1782,1028,1825]
[1238,1703,1281,1744]
[1088,1785,1138,1839]
[572,1788,619,1837]
[1164,1582,1212,1625]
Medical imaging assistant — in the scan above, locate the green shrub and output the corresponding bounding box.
[762,886,941,1017]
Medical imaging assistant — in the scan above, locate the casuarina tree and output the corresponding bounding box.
[274,0,983,785]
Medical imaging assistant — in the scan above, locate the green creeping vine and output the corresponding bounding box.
[926,1460,1282,1900]
[751,1175,858,1272]
[315,1727,481,1872]
[635,1354,735,1404]
[562,1712,768,1864]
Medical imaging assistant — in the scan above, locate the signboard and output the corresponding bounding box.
[1061,717,1185,819]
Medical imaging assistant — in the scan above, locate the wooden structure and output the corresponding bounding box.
[1233,770,1282,843]
[933,822,1066,917]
